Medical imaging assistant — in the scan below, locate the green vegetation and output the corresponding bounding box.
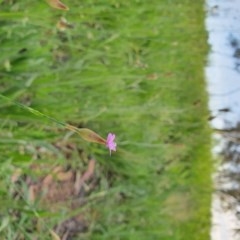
[0,0,212,239]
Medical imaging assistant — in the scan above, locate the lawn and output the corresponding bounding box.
[0,0,212,239]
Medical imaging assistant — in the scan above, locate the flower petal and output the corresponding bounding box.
[106,133,117,155]
[107,133,115,142]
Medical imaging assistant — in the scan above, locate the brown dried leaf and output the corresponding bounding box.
[49,229,61,240]
[81,159,95,183]
[42,174,53,186]
[56,17,73,31]
[11,168,22,183]
[74,159,95,194]
[28,185,38,203]
[56,171,73,181]
[53,166,64,173]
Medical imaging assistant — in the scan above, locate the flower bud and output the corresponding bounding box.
[46,0,69,10]
[65,125,106,145]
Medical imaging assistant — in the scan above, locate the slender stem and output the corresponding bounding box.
[0,94,66,127]
[0,94,107,144]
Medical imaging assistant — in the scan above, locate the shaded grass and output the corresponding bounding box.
[0,0,212,239]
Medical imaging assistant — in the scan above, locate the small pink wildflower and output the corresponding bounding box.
[106,133,117,155]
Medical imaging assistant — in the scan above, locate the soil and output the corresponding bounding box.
[11,140,100,240]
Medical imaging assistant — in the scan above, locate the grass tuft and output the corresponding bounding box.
[0,0,212,239]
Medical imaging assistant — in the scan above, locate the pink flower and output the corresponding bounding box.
[106,133,117,155]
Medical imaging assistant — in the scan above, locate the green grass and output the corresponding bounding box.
[0,0,212,239]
